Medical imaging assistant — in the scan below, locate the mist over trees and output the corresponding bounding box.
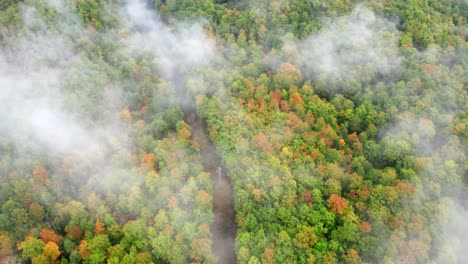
[0,0,466,263]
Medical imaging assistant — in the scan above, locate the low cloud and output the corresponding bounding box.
[122,0,221,102]
[298,6,400,83]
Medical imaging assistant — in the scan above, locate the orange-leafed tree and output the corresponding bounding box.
[289,92,304,111]
[287,113,308,132]
[328,194,348,214]
[140,153,155,172]
[396,180,414,196]
[358,221,372,233]
[94,219,105,234]
[262,247,275,264]
[40,229,61,244]
[43,241,60,263]
[78,240,90,260]
[422,64,437,73]
[253,133,273,153]
[0,235,13,261]
[167,196,178,209]
[270,89,282,103]
[252,188,263,203]
[121,107,132,122]
[344,249,360,263]
[278,63,302,83]
[176,121,192,142]
[33,165,48,181]
[198,224,211,238]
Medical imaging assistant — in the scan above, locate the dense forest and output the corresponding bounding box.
[0,0,466,263]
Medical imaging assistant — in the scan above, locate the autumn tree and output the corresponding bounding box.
[328,194,348,214]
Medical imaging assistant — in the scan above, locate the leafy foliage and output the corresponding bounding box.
[0,0,466,263]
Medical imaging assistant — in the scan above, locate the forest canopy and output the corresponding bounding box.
[0,0,466,263]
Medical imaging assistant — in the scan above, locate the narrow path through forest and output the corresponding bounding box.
[187,113,237,264]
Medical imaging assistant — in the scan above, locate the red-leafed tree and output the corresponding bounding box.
[66,225,83,240]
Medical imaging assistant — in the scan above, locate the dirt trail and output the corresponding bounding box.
[187,114,237,264]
